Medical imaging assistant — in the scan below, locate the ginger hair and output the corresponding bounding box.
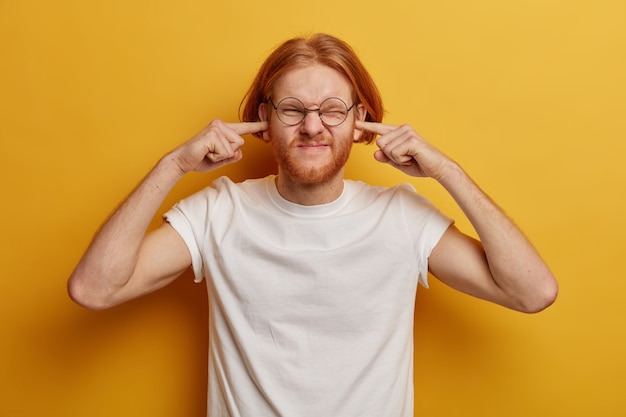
[240,33,384,144]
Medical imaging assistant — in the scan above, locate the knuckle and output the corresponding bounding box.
[210,118,225,128]
[399,124,414,134]
[206,152,221,163]
[390,149,403,160]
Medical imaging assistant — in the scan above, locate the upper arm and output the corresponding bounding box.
[120,222,193,302]
[70,222,193,310]
[428,225,512,308]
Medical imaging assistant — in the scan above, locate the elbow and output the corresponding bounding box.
[517,275,559,314]
[67,272,116,311]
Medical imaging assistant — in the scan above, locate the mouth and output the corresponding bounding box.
[297,143,329,149]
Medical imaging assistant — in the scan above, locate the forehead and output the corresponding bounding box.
[273,64,353,104]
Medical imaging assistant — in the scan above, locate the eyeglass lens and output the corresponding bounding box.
[274,97,351,126]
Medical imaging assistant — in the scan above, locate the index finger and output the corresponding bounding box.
[228,121,268,136]
[355,120,397,135]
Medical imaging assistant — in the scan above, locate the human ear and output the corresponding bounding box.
[258,103,271,142]
[352,103,367,142]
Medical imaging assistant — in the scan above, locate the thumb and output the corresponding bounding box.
[374,149,390,163]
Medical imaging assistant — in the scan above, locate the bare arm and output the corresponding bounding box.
[68,120,267,310]
[356,122,558,313]
[428,167,557,313]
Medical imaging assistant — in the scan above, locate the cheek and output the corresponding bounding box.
[330,125,357,144]
[267,119,298,142]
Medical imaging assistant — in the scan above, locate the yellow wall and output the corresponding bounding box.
[2,0,624,416]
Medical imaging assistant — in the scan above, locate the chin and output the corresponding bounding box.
[286,165,342,185]
[281,151,349,184]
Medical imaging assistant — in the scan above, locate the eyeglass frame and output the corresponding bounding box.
[268,96,357,127]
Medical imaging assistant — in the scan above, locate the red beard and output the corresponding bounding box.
[271,133,353,185]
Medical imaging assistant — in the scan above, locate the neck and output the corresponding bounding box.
[275,171,345,206]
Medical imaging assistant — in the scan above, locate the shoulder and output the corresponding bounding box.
[345,180,433,208]
[177,175,273,205]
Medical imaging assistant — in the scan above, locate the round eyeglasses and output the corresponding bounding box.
[269,97,356,127]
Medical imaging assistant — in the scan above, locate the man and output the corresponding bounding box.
[68,33,557,416]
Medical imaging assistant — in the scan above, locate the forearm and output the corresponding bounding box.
[438,161,558,312]
[68,155,183,307]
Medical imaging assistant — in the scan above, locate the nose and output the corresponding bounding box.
[299,110,325,137]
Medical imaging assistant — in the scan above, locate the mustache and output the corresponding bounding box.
[294,133,333,144]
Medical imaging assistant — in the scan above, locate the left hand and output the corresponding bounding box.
[356,121,451,181]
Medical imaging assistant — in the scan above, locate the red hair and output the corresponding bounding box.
[240,33,384,144]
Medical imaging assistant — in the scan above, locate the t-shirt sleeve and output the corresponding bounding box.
[415,207,453,289]
[163,189,212,283]
[397,183,454,289]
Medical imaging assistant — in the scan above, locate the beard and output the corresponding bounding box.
[270,130,353,185]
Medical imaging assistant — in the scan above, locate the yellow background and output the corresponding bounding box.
[1,0,624,416]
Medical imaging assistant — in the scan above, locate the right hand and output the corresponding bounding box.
[170,120,268,175]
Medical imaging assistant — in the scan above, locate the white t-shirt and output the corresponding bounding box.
[164,175,453,417]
